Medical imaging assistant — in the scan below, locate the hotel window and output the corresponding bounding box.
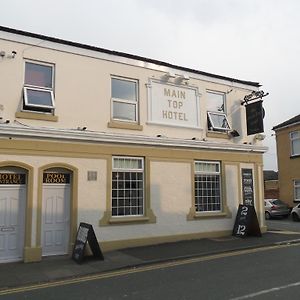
[112,156,144,217]
[194,161,222,212]
[23,61,55,113]
[111,77,138,122]
[206,91,230,132]
[290,131,300,156]
[294,180,300,202]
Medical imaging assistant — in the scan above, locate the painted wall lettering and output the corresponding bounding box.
[148,81,200,128]
[0,173,26,184]
[43,173,70,184]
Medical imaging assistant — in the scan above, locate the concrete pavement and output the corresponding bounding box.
[1,230,300,291]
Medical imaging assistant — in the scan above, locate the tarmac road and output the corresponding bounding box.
[266,215,300,233]
[1,242,300,300]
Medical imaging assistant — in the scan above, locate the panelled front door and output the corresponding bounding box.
[42,172,70,256]
[0,173,26,262]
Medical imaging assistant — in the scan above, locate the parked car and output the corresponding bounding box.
[264,199,290,219]
[291,203,300,222]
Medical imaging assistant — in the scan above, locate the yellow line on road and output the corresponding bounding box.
[268,230,300,235]
[1,242,300,296]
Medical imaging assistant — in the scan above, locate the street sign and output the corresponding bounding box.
[232,204,261,237]
[72,222,104,264]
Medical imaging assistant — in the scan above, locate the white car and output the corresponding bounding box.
[291,203,300,222]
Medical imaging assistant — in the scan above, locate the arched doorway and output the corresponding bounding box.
[0,167,27,262]
[41,167,72,256]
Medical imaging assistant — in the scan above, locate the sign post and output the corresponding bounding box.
[72,222,104,264]
[232,205,261,237]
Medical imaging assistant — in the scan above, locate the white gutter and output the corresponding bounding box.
[0,124,268,153]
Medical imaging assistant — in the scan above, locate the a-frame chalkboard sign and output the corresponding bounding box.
[232,204,262,237]
[72,222,104,264]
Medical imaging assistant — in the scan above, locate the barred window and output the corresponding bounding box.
[112,157,144,217]
[194,161,222,212]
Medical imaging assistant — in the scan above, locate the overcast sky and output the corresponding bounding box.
[1,0,300,170]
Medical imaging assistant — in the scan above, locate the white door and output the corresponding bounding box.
[0,185,26,262]
[42,183,70,256]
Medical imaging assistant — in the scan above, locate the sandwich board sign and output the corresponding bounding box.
[72,222,104,264]
[232,205,261,238]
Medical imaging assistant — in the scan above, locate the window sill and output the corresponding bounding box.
[107,121,143,131]
[187,206,232,220]
[290,154,300,159]
[206,131,230,139]
[99,209,156,226]
[15,111,58,122]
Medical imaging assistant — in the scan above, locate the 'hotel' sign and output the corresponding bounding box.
[148,80,200,128]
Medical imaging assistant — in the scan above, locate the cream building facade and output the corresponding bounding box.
[0,26,267,263]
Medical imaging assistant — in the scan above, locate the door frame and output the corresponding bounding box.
[0,162,33,262]
[37,163,78,257]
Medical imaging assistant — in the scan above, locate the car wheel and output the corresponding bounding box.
[292,213,300,222]
[265,212,271,220]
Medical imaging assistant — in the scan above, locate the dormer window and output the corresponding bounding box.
[23,62,55,113]
[206,91,230,132]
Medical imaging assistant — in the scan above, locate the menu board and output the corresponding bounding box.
[232,204,261,237]
[242,168,254,206]
[72,222,104,264]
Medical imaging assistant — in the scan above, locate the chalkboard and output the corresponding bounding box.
[72,222,104,264]
[232,205,261,237]
[242,169,254,206]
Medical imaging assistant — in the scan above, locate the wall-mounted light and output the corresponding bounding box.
[175,74,190,84]
[161,72,176,81]
[254,133,265,141]
[8,51,17,59]
[0,50,17,59]
[229,130,240,138]
[156,134,167,138]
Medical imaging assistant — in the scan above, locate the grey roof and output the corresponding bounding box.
[0,26,260,88]
[273,114,300,131]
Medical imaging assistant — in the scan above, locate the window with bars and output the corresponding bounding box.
[194,161,222,212]
[112,157,144,217]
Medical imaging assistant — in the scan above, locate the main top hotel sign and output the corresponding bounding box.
[148,80,200,128]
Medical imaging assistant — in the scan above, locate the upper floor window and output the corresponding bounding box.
[206,91,230,132]
[111,77,138,122]
[23,61,55,113]
[290,131,300,156]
